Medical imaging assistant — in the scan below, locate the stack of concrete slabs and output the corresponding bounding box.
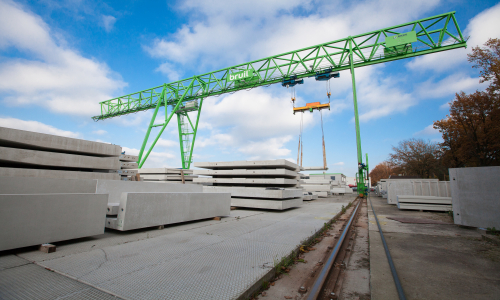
[194,160,303,210]
[397,195,452,211]
[134,168,196,183]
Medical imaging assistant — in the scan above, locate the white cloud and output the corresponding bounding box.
[333,162,345,166]
[407,3,500,72]
[0,117,80,138]
[238,136,293,160]
[417,72,484,99]
[121,146,180,168]
[0,0,126,116]
[414,124,439,137]
[156,62,181,81]
[156,138,179,148]
[92,129,107,135]
[101,15,116,32]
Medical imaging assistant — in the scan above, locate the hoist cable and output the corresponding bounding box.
[320,110,327,169]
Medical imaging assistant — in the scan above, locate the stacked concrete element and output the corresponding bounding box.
[450,166,500,229]
[118,154,139,180]
[397,195,452,211]
[97,180,230,231]
[134,168,198,183]
[386,179,450,204]
[0,126,123,180]
[194,160,303,210]
[301,173,349,196]
[0,176,108,251]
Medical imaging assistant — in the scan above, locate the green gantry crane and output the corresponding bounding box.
[92,11,467,197]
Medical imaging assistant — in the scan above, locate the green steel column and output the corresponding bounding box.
[176,113,187,169]
[186,98,204,169]
[349,38,366,196]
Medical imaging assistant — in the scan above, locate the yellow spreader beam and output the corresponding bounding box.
[293,102,330,114]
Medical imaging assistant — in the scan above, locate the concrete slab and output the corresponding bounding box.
[107,203,119,215]
[135,168,193,174]
[302,185,331,192]
[303,195,312,200]
[313,191,328,197]
[331,187,346,194]
[193,168,297,178]
[193,177,298,185]
[386,179,439,204]
[202,186,303,199]
[95,179,202,204]
[140,174,197,180]
[0,176,97,194]
[109,192,231,231]
[0,146,120,170]
[0,126,121,157]
[302,166,328,170]
[450,167,500,229]
[0,167,120,180]
[120,162,138,169]
[194,159,299,170]
[397,195,452,204]
[119,154,138,162]
[301,179,332,184]
[0,193,108,251]
[397,203,452,211]
[230,197,303,210]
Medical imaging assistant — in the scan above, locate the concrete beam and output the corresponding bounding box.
[0,193,108,251]
[193,169,298,178]
[0,176,97,194]
[194,159,299,171]
[230,197,302,210]
[0,146,120,170]
[202,186,303,199]
[95,179,203,204]
[108,192,231,231]
[0,126,121,156]
[302,166,329,171]
[0,167,119,180]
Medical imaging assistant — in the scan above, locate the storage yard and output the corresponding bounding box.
[1,6,500,300]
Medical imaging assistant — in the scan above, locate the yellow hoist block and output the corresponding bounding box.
[293,102,330,113]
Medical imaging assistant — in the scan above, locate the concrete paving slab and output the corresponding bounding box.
[96,179,202,204]
[230,197,302,210]
[0,167,120,180]
[25,196,353,300]
[0,193,108,251]
[0,126,121,157]
[110,192,231,231]
[0,176,97,194]
[202,186,303,199]
[193,177,298,185]
[193,168,298,178]
[0,146,120,170]
[194,159,299,170]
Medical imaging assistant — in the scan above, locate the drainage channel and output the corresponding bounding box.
[300,198,363,300]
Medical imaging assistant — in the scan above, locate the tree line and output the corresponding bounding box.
[370,39,500,185]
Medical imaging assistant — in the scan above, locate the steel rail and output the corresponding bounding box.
[307,199,361,300]
[368,193,407,300]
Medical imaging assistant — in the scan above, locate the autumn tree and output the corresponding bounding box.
[389,138,444,179]
[433,38,500,167]
[369,161,401,185]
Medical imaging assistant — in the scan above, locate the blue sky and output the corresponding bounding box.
[1,0,499,176]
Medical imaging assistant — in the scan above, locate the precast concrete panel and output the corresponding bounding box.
[202,186,302,199]
[396,195,452,204]
[0,176,97,194]
[135,168,194,174]
[0,126,121,156]
[0,193,108,251]
[0,167,119,181]
[230,197,302,210]
[302,185,331,192]
[193,169,297,178]
[96,180,203,204]
[450,166,500,228]
[194,159,299,170]
[0,147,120,170]
[140,174,197,180]
[193,178,298,185]
[397,203,452,211]
[114,192,231,231]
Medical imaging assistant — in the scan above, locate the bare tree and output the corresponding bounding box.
[389,138,443,179]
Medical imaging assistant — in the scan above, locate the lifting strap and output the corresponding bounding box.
[320,110,327,169]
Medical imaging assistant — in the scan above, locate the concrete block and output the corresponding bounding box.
[119,154,138,162]
[0,126,121,156]
[194,159,299,171]
[120,162,138,169]
[0,146,120,170]
[450,166,500,229]
[0,176,97,194]
[397,203,452,211]
[302,185,331,192]
[0,193,108,251]
[110,192,231,231]
[202,186,302,199]
[230,197,302,210]
[193,168,297,178]
[107,203,119,215]
[397,195,452,204]
[0,167,119,180]
[193,178,298,185]
[95,179,202,204]
[135,168,193,174]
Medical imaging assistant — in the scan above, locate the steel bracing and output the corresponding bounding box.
[92,11,467,189]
